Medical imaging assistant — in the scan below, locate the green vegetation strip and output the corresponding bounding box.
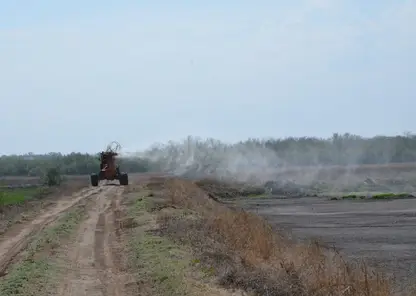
[0,187,52,206]
[128,196,192,296]
[332,192,416,200]
[0,206,84,296]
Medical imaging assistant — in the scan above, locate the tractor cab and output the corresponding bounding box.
[99,151,118,170]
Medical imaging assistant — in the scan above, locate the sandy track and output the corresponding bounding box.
[58,185,126,296]
[0,186,103,277]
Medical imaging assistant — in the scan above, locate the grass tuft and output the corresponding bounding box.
[127,196,193,296]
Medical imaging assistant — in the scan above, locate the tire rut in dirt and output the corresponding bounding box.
[59,185,125,296]
[0,186,102,278]
[95,213,107,270]
[94,211,109,296]
[94,187,125,296]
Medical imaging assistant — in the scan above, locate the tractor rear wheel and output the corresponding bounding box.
[119,173,129,185]
[90,173,99,187]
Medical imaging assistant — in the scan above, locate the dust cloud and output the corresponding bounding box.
[125,135,416,193]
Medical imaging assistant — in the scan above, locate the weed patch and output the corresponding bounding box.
[372,193,415,200]
[0,187,51,206]
[126,195,193,296]
[333,192,416,201]
[129,232,190,296]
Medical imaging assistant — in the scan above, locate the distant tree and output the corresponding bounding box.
[43,167,62,186]
[0,153,154,177]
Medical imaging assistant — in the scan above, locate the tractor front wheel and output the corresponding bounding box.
[90,173,99,187]
[119,173,129,186]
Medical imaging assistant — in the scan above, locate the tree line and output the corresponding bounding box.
[143,133,416,172]
[2,133,416,177]
[0,152,152,177]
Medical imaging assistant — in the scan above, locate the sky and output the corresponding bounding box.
[0,0,415,154]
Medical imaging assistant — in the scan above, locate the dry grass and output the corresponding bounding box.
[148,178,396,296]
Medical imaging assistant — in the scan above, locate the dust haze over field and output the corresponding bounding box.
[126,134,416,194]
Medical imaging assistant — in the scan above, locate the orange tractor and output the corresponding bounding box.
[90,142,129,186]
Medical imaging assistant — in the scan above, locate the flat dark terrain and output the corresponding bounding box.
[240,196,416,291]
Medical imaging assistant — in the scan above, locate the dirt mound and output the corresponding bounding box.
[263,180,314,196]
[195,178,265,199]
[195,178,320,199]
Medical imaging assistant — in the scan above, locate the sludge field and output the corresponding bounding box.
[197,163,416,292]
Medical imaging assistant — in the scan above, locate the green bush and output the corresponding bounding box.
[43,168,62,187]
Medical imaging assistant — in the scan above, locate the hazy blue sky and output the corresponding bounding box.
[1,0,415,154]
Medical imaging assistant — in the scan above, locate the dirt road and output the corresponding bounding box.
[57,185,126,296]
[0,183,131,296]
[0,186,103,276]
